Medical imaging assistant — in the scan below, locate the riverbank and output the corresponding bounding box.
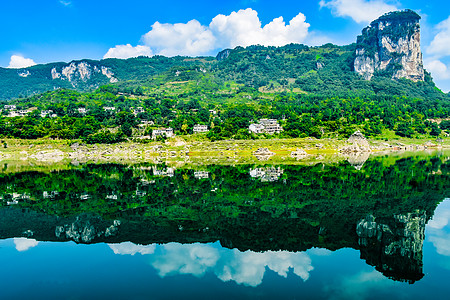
[0,136,448,169]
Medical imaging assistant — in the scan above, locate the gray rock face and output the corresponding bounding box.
[216,49,231,61]
[354,10,424,82]
[55,215,121,243]
[356,212,426,283]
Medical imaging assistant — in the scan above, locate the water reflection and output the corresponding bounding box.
[0,154,448,287]
[427,199,450,256]
[108,242,313,287]
[13,237,39,252]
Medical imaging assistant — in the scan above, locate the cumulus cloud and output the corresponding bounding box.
[103,44,152,59]
[109,241,313,287]
[427,199,450,256]
[105,8,311,58]
[427,16,450,58]
[319,0,399,23]
[142,20,216,57]
[209,9,310,49]
[425,59,450,80]
[13,238,39,252]
[7,55,37,69]
[148,242,313,287]
[324,270,395,300]
[108,242,156,255]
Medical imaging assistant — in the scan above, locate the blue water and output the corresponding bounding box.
[1,199,450,299]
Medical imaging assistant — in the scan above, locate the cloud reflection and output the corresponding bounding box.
[13,238,39,252]
[427,199,450,256]
[324,270,395,300]
[108,242,156,256]
[109,242,313,287]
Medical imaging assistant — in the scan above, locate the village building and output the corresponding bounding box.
[152,166,175,177]
[194,171,209,179]
[209,109,217,115]
[133,107,145,115]
[4,105,16,110]
[193,124,209,133]
[248,119,283,135]
[152,128,174,139]
[40,110,56,118]
[139,120,155,127]
[249,167,284,182]
[103,106,116,111]
[7,108,33,118]
[77,107,87,115]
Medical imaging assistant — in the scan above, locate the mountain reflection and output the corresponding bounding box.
[0,154,448,284]
[108,242,313,287]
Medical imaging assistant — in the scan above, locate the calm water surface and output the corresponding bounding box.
[0,153,449,299]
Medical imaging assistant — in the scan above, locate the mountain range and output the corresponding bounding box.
[0,9,448,101]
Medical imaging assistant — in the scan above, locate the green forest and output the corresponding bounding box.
[0,43,449,143]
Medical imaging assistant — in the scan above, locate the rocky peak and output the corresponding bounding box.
[354,10,424,81]
[216,49,231,61]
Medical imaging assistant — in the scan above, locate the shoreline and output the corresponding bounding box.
[0,137,448,169]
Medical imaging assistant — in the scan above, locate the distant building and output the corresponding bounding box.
[250,167,284,182]
[249,119,283,135]
[139,120,155,127]
[193,124,209,133]
[248,123,265,134]
[103,106,116,111]
[152,166,175,177]
[194,171,209,179]
[4,105,16,110]
[7,108,33,118]
[77,107,87,115]
[209,109,217,115]
[40,110,55,118]
[133,107,145,115]
[152,128,174,139]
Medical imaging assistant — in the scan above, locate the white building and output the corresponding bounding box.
[249,119,283,135]
[133,107,145,115]
[250,167,284,182]
[103,106,116,111]
[40,110,55,118]
[194,171,209,179]
[77,107,87,115]
[4,105,16,110]
[193,124,209,133]
[152,128,174,139]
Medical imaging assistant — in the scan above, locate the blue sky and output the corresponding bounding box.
[1,0,450,91]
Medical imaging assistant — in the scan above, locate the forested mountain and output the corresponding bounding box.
[0,10,448,101]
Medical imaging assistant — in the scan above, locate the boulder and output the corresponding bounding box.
[290,148,308,159]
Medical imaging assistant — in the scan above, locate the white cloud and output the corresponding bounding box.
[425,59,450,80]
[59,0,72,6]
[148,242,313,287]
[13,238,39,252]
[105,8,311,58]
[103,44,152,59]
[108,242,156,255]
[142,20,216,57]
[319,0,399,23]
[324,270,395,300]
[209,9,310,49]
[151,243,220,277]
[427,16,450,58]
[7,55,37,69]
[427,199,450,256]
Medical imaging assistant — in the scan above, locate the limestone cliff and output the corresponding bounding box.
[356,212,426,283]
[354,10,424,81]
